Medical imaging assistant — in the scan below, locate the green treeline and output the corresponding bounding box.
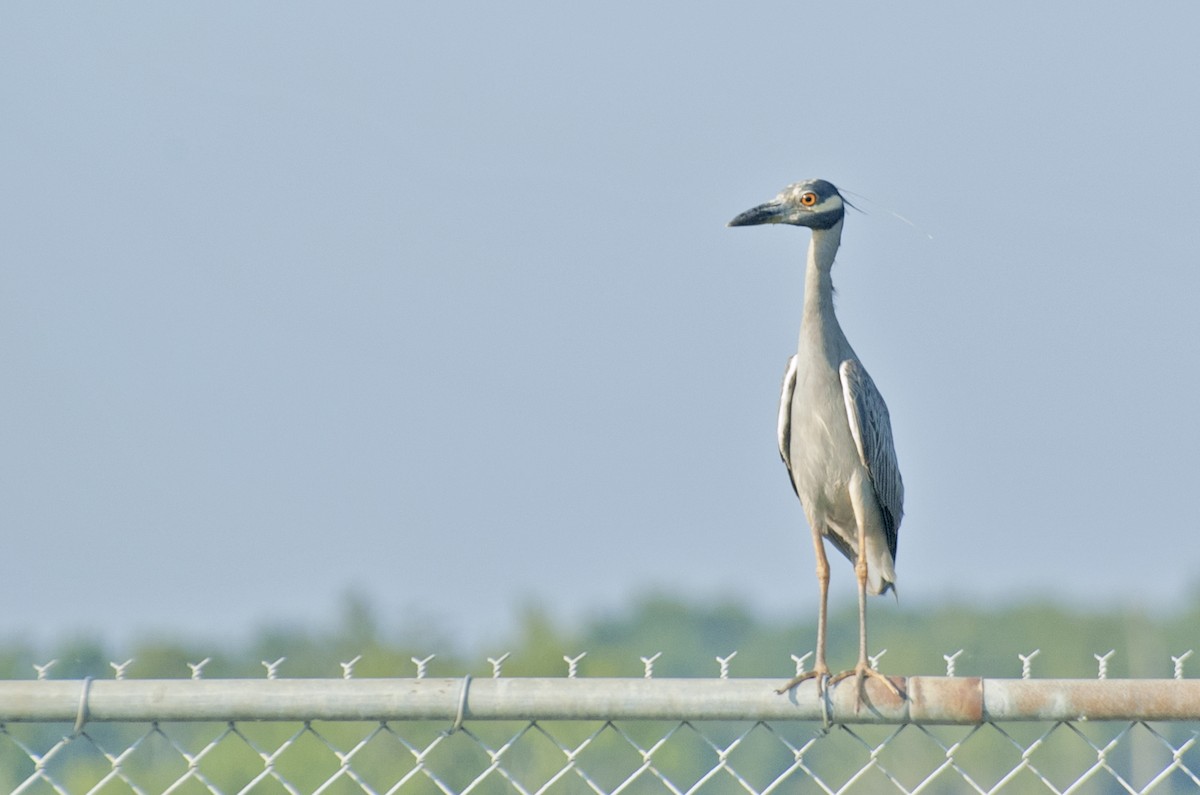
[2,590,1199,681]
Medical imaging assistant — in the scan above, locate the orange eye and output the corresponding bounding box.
[799,192,818,207]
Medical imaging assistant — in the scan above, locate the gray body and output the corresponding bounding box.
[780,216,901,595]
[729,178,904,696]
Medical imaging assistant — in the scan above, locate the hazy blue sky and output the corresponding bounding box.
[3,3,1199,651]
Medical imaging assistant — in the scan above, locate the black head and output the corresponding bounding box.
[728,178,845,230]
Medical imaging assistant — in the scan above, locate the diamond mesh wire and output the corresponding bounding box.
[3,712,1200,793]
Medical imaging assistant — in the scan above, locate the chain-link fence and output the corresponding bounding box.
[2,652,1199,794]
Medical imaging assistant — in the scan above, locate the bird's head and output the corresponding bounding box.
[727,178,844,230]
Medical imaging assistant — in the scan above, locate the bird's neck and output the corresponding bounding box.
[801,220,844,339]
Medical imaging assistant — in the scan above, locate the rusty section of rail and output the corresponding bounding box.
[0,677,1198,726]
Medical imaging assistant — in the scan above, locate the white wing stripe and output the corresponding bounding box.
[839,361,868,467]
[778,355,799,465]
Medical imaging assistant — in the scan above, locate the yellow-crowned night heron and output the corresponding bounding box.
[729,179,904,703]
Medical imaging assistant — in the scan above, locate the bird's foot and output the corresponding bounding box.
[829,662,903,711]
[775,664,832,696]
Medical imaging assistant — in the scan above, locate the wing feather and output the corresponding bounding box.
[777,355,800,498]
[838,359,904,560]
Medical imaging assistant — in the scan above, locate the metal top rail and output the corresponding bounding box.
[2,677,1199,726]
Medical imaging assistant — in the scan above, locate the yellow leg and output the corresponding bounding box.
[776,524,832,695]
[828,512,901,706]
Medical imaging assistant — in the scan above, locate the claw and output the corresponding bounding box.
[830,663,903,711]
[775,665,831,696]
[776,665,836,726]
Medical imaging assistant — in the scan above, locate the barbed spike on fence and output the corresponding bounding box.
[790,652,813,678]
[411,655,435,679]
[641,652,662,679]
[340,655,362,680]
[1019,649,1041,680]
[487,653,510,678]
[1094,650,1115,680]
[944,650,964,677]
[716,652,737,680]
[563,653,586,679]
[1172,650,1193,680]
[109,660,133,680]
[869,649,888,671]
[33,660,57,680]
[261,657,286,680]
[187,658,211,680]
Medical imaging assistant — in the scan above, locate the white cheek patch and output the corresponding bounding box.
[781,187,843,218]
[816,195,844,215]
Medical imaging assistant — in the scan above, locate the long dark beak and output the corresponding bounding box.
[727,199,786,227]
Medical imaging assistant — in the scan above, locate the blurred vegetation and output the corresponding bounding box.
[3,587,1200,681]
[2,590,1199,793]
